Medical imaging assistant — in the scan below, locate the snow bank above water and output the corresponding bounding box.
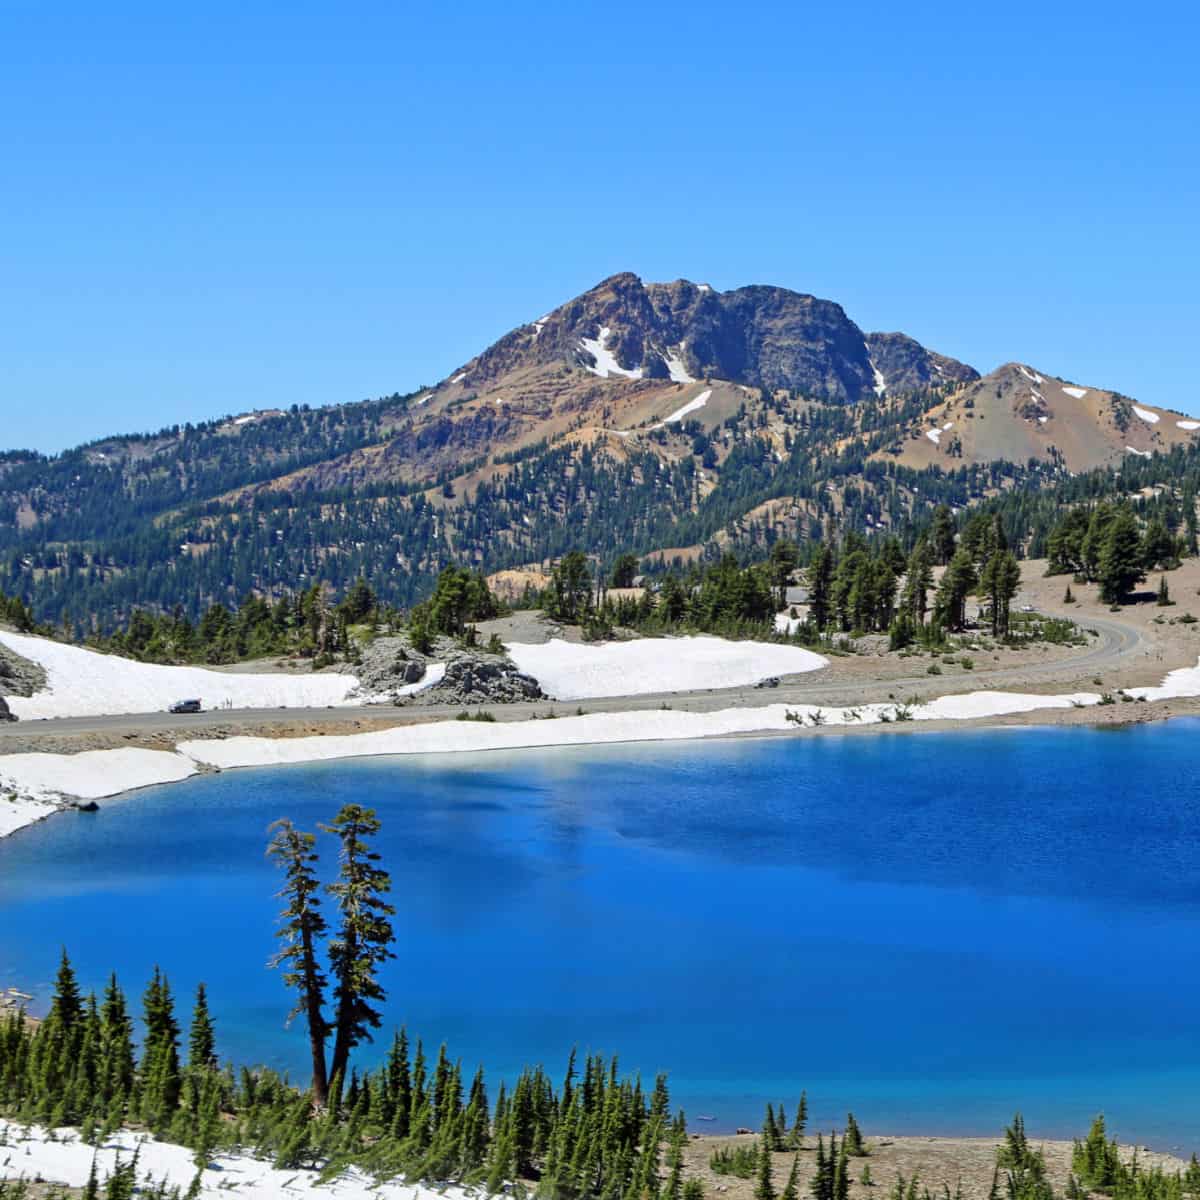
[0,1120,472,1200]
[178,686,1109,774]
[0,748,198,836]
[504,635,828,699]
[0,630,363,718]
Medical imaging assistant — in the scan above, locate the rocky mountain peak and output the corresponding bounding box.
[459,273,977,401]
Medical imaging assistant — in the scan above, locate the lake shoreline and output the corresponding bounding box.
[2,689,1199,843]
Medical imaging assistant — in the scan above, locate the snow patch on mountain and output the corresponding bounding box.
[654,389,712,428]
[662,347,695,383]
[580,327,643,380]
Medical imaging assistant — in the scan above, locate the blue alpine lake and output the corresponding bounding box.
[2,722,1199,1148]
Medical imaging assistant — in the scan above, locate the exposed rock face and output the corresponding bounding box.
[422,656,543,706]
[351,635,544,705]
[351,638,434,698]
[463,272,976,401]
[0,695,14,722]
[0,643,45,699]
[865,332,980,393]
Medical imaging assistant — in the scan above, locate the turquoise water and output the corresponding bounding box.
[1,723,1199,1148]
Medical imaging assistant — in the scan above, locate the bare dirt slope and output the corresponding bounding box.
[686,1133,1188,1200]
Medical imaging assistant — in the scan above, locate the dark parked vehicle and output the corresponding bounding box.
[169,698,202,714]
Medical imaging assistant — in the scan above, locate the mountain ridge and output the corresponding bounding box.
[2,271,1197,626]
[455,271,979,402]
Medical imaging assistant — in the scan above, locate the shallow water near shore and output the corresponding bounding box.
[2,721,1199,1148]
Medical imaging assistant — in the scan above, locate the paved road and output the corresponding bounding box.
[0,610,1147,747]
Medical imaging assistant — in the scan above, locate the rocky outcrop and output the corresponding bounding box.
[0,643,45,699]
[422,656,543,705]
[0,695,14,722]
[865,332,980,394]
[351,635,544,705]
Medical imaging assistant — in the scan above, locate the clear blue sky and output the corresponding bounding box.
[3,2,1198,452]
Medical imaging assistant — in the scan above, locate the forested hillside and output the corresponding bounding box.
[4,273,1198,632]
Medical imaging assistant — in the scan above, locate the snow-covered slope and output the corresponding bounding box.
[504,635,827,699]
[0,630,363,718]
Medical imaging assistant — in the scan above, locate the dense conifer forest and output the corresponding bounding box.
[0,379,1136,632]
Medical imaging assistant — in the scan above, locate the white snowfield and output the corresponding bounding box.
[0,630,442,719]
[0,1119,474,1200]
[504,634,827,700]
[1062,386,1088,399]
[1177,420,1200,431]
[1133,405,1160,424]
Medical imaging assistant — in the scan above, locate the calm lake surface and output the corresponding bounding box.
[2,722,1199,1147]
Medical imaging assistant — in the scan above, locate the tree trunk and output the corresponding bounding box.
[301,925,329,1108]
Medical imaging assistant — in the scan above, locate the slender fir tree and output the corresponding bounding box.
[267,818,331,1107]
[322,804,397,1090]
[187,983,216,1071]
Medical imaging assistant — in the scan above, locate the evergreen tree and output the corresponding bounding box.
[834,1138,849,1200]
[322,804,397,1090]
[99,974,136,1111]
[790,1092,808,1149]
[1098,510,1145,604]
[781,1155,801,1200]
[187,984,216,1071]
[935,549,978,631]
[138,968,181,1132]
[807,547,834,630]
[930,505,957,565]
[266,818,331,1107]
[755,1130,776,1200]
[979,550,1021,637]
[844,1112,866,1157]
[900,541,934,626]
